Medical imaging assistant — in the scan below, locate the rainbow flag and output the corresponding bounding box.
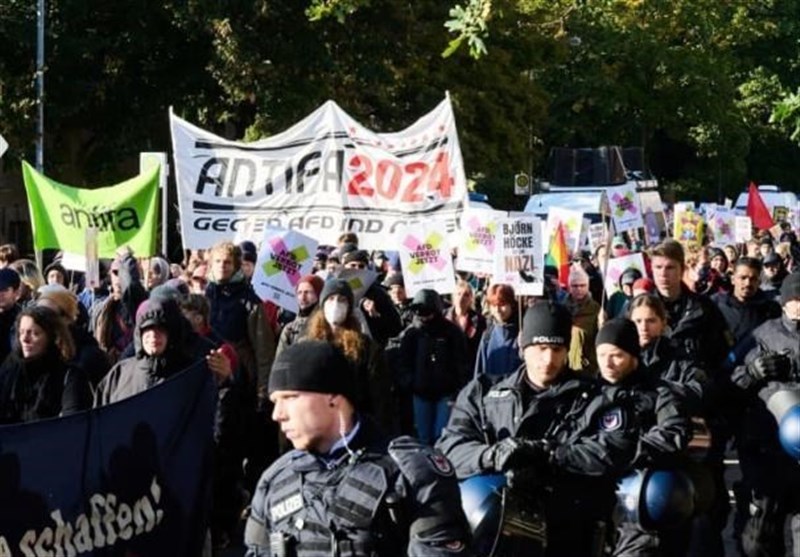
[546,223,570,287]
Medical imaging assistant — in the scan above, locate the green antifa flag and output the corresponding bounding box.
[22,161,159,258]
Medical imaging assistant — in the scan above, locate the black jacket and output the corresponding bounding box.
[662,287,733,371]
[437,368,637,479]
[395,315,470,400]
[601,369,692,469]
[641,336,708,416]
[731,316,800,488]
[360,283,403,346]
[712,290,781,367]
[0,348,92,424]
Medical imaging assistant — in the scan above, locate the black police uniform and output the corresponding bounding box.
[641,336,708,416]
[245,418,472,557]
[606,368,694,557]
[732,315,800,557]
[661,287,734,557]
[436,367,639,557]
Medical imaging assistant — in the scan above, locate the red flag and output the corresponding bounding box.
[746,182,774,230]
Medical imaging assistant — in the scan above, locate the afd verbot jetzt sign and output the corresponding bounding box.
[170,98,468,250]
[252,228,318,314]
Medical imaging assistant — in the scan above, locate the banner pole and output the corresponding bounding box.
[161,165,168,257]
[599,204,611,317]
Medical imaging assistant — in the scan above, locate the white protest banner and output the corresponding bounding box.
[579,218,591,252]
[639,191,666,244]
[251,228,318,313]
[588,222,608,253]
[545,207,583,255]
[607,184,643,233]
[334,267,378,302]
[734,216,752,243]
[455,207,504,275]
[0,132,7,159]
[493,216,544,296]
[170,97,468,250]
[59,228,99,287]
[397,220,455,297]
[84,228,100,289]
[708,207,736,246]
[604,252,647,297]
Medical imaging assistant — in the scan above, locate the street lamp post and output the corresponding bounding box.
[36,0,45,172]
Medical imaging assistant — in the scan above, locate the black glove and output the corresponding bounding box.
[481,437,550,473]
[747,352,791,381]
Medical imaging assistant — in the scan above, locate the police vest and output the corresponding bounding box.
[250,451,403,557]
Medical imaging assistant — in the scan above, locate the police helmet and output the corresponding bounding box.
[459,474,546,556]
[616,469,695,530]
[766,390,800,461]
[779,406,800,461]
[459,474,505,555]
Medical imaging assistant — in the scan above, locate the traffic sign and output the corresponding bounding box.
[514,173,531,196]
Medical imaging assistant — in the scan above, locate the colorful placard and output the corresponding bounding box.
[545,207,583,255]
[397,220,456,297]
[673,210,704,248]
[607,184,644,233]
[455,208,504,275]
[708,207,736,247]
[604,252,647,297]
[252,228,318,313]
[735,216,753,243]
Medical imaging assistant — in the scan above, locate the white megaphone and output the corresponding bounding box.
[766,390,800,461]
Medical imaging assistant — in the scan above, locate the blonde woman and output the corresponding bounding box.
[10,259,44,305]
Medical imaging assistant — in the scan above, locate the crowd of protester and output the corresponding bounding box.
[0,216,799,556]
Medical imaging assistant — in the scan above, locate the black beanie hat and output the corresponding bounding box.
[520,302,572,348]
[320,278,355,308]
[269,341,356,404]
[383,273,405,288]
[343,249,370,265]
[781,272,800,305]
[595,318,640,358]
[410,289,443,313]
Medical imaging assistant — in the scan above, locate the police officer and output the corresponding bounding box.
[245,340,473,557]
[650,240,734,556]
[437,302,639,557]
[732,272,800,556]
[595,319,693,556]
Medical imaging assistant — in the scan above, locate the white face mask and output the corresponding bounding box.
[324,299,349,326]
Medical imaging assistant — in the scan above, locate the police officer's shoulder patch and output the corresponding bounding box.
[599,407,624,432]
[389,436,456,486]
[427,452,455,477]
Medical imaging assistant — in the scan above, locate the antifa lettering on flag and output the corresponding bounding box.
[22,161,160,259]
[0,362,215,557]
[170,97,468,250]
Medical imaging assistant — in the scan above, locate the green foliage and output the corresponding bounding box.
[772,89,800,144]
[443,0,491,59]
